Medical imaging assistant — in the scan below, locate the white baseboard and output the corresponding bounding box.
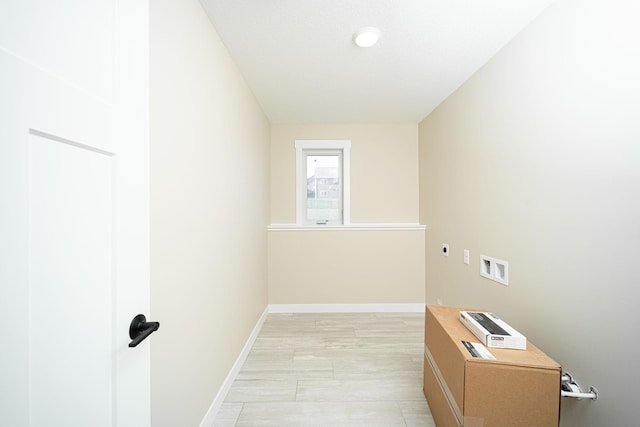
[267,303,425,313]
[199,306,269,427]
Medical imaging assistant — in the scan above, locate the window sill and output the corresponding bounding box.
[267,223,426,232]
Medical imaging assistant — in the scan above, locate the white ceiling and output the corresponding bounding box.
[200,0,555,124]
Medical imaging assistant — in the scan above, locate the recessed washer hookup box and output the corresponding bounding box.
[459,310,527,350]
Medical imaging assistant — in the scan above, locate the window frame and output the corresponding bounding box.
[295,140,351,226]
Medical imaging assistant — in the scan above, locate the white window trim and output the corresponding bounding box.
[295,140,351,226]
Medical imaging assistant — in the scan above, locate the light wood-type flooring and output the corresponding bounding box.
[213,312,436,426]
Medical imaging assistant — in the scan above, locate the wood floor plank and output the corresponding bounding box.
[235,402,407,427]
[213,312,434,426]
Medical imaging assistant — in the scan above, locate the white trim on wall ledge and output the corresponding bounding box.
[267,223,426,231]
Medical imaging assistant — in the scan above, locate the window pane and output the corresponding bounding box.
[306,155,340,223]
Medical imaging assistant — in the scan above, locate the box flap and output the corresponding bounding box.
[427,305,561,371]
[464,363,561,426]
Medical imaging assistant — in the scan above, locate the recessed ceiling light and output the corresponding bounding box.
[353,27,381,48]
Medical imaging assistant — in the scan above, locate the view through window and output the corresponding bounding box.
[295,140,351,226]
[306,154,340,223]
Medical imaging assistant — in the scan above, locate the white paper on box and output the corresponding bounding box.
[462,341,496,359]
[459,311,527,350]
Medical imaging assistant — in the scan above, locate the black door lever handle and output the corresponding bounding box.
[129,314,160,347]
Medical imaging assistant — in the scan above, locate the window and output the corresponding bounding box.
[295,140,351,225]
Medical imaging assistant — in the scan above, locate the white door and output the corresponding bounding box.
[0,1,151,426]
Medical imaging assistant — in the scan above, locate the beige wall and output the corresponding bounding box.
[149,1,269,426]
[269,124,424,304]
[271,124,419,224]
[419,0,639,426]
[269,229,424,304]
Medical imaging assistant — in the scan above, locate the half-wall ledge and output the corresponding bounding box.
[267,223,426,231]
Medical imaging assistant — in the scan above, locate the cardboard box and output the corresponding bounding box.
[423,305,561,427]
[459,310,527,350]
